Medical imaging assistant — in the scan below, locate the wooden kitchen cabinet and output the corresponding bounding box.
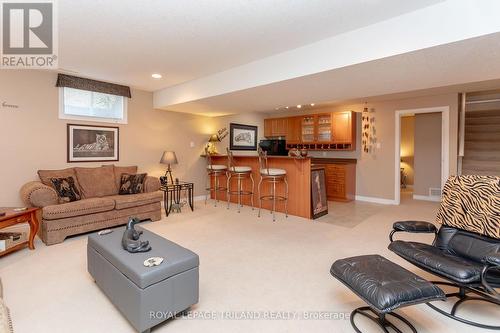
[316,113,333,142]
[312,159,356,202]
[286,116,301,142]
[264,117,288,137]
[332,111,355,148]
[264,110,356,151]
[264,119,273,137]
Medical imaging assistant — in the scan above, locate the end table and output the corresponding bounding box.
[160,181,194,217]
[0,207,40,256]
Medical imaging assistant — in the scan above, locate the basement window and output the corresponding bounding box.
[59,87,127,124]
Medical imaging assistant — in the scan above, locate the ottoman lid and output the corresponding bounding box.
[88,226,199,289]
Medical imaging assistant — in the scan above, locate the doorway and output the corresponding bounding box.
[394,106,450,205]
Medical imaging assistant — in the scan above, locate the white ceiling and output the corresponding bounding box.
[151,0,500,115]
[163,32,500,116]
[58,0,441,91]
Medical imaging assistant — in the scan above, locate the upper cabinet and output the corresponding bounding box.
[286,117,301,143]
[264,111,356,151]
[316,114,333,142]
[301,116,315,142]
[264,117,288,138]
[332,111,355,149]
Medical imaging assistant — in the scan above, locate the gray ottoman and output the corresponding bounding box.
[87,226,199,333]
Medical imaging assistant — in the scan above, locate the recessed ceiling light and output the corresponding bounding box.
[310,103,315,106]
[285,106,289,109]
[297,105,302,108]
[151,73,162,79]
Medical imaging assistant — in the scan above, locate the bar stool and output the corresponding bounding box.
[257,147,288,222]
[204,147,227,207]
[226,148,254,212]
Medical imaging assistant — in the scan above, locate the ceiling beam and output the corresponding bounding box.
[154,0,500,111]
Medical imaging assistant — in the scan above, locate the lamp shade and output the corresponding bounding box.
[208,134,219,143]
[160,151,178,165]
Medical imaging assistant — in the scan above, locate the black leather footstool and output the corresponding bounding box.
[330,255,445,332]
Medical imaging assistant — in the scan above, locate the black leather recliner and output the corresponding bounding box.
[388,175,500,330]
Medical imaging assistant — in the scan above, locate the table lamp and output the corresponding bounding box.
[160,151,178,184]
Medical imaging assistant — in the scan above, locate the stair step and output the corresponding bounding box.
[464,142,500,151]
[465,110,500,118]
[465,131,500,141]
[466,116,500,125]
[465,124,500,132]
[462,159,500,173]
[462,169,500,176]
[464,150,500,161]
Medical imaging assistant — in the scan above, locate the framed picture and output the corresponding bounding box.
[67,124,119,162]
[229,123,258,151]
[311,167,328,219]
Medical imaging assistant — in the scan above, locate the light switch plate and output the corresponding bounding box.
[376,142,381,149]
[190,141,195,148]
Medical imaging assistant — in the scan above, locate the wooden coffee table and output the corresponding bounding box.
[0,207,40,256]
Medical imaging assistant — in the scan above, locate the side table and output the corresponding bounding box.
[160,181,194,217]
[0,207,40,256]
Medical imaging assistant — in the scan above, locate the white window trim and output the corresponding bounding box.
[58,87,128,124]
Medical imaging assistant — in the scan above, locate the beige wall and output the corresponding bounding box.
[400,116,415,185]
[0,71,208,206]
[273,93,459,201]
[414,112,442,197]
[1,70,459,205]
[208,112,267,156]
[0,70,269,206]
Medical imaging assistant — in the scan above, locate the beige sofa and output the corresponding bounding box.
[20,165,162,245]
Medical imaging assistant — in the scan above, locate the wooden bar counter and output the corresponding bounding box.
[209,155,311,219]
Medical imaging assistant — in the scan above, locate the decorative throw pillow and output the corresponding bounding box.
[119,173,147,195]
[50,176,82,203]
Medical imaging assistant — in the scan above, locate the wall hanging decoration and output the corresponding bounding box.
[229,123,258,151]
[361,103,377,154]
[311,166,328,219]
[67,124,119,162]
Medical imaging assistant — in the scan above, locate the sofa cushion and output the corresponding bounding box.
[119,173,147,195]
[50,176,82,203]
[388,240,483,284]
[436,175,500,239]
[110,165,138,191]
[75,165,117,198]
[109,191,162,210]
[38,167,81,190]
[42,197,115,220]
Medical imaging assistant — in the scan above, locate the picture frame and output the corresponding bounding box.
[311,167,328,219]
[229,123,258,151]
[67,124,119,162]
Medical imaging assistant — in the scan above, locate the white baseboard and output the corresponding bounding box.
[355,195,398,205]
[193,195,206,202]
[413,194,441,202]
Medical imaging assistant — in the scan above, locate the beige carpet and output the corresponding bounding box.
[0,198,498,333]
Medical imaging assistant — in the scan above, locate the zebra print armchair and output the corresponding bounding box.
[388,175,500,330]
